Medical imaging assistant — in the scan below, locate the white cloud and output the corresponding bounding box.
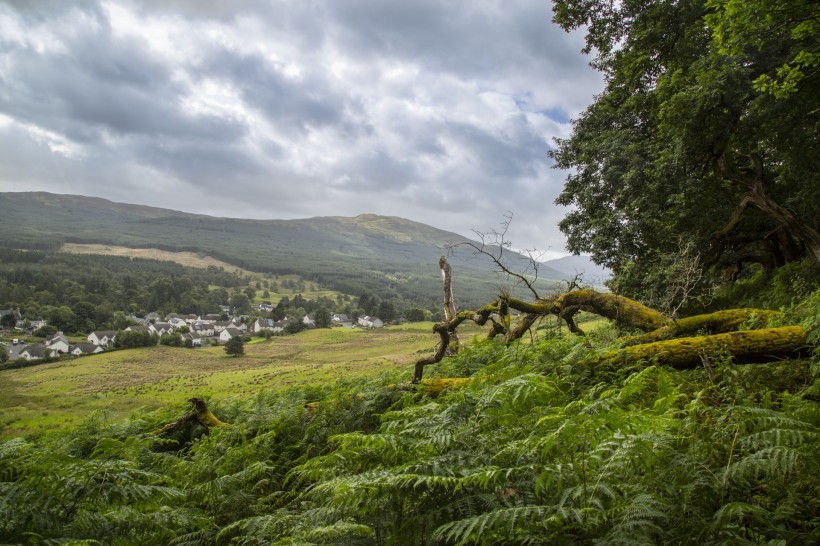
[0,0,603,254]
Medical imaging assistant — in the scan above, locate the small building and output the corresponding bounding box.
[219,327,243,342]
[45,332,71,353]
[20,343,55,361]
[71,343,105,356]
[193,322,215,337]
[253,318,276,333]
[88,330,117,347]
[168,317,188,328]
[214,321,232,333]
[149,322,173,336]
[357,316,384,329]
[185,332,203,347]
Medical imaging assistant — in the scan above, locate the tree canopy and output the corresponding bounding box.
[224,336,245,357]
[550,0,819,302]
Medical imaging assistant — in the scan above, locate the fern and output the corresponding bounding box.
[433,505,549,545]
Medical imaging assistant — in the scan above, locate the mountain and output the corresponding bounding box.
[0,192,570,308]
[543,255,611,284]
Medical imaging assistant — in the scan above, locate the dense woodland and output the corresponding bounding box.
[0,249,413,337]
[1,0,818,544]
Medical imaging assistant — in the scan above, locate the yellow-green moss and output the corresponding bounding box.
[600,326,807,369]
[624,308,783,345]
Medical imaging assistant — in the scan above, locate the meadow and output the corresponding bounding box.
[0,323,485,436]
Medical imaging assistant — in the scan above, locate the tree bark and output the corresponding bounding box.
[716,155,820,264]
[439,256,460,354]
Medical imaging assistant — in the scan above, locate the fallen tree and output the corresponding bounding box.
[414,285,809,382]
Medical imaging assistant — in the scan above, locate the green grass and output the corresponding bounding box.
[0,323,484,436]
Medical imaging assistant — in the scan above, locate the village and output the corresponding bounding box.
[0,306,385,363]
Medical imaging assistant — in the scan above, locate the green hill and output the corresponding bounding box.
[0,192,569,307]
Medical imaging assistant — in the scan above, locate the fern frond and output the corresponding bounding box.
[433,505,548,545]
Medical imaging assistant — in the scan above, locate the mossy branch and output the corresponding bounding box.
[155,397,229,437]
[595,326,808,369]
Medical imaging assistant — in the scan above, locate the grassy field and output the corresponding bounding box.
[61,243,249,274]
[0,323,487,437]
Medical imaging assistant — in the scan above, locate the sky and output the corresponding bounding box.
[0,0,602,259]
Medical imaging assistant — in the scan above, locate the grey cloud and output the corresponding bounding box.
[199,49,346,134]
[0,0,603,253]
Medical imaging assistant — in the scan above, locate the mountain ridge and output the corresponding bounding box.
[0,191,579,307]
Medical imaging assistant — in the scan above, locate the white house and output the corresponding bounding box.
[332,314,353,328]
[168,317,188,329]
[45,332,71,353]
[149,322,173,336]
[272,320,287,333]
[87,330,117,347]
[219,327,243,342]
[71,343,104,356]
[185,332,203,347]
[303,315,315,326]
[29,319,47,331]
[192,322,215,337]
[253,319,275,333]
[20,343,55,361]
[233,321,248,332]
[213,321,232,333]
[357,316,384,329]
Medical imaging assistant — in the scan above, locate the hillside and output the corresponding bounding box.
[0,192,569,307]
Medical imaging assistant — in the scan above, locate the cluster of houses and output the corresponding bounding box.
[5,331,103,361]
[2,309,384,362]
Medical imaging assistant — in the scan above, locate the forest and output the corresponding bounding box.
[1,0,818,544]
[0,248,244,331]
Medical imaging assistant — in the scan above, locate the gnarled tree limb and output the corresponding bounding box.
[155,397,229,437]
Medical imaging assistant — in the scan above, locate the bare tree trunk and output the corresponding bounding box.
[439,256,460,354]
[716,155,820,264]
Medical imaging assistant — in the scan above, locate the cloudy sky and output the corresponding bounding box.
[0,0,601,257]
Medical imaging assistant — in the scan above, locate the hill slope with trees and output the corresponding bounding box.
[0,192,570,309]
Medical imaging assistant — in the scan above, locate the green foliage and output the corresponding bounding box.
[314,306,332,329]
[160,332,184,347]
[114,329,156,349]
[404,308,426,322]
[1,295,817,544]
[224,337,245,357]
[551,0,820,304]
[705,0,820,98]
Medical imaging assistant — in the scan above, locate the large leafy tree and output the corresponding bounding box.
[550,0,819,300]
